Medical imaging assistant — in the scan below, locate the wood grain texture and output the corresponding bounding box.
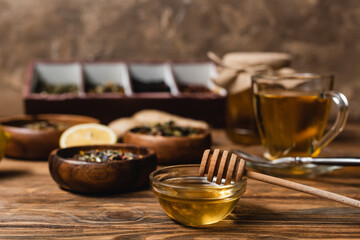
[0,127,360,239]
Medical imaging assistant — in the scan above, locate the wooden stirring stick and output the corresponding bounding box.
[199,149,360,209]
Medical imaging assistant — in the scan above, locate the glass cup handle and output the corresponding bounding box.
[313,91,349,151]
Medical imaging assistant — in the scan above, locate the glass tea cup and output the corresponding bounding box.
[150,164,247,227]
[252,73,348,160]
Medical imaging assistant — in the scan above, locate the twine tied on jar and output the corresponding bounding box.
[208,51,295,94]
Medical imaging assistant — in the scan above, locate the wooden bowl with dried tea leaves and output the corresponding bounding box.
[1,114,99,160]
[49,144,156,194]
[123,121,211,165]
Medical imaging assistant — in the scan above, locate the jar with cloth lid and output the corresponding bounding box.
[210,52,295,145]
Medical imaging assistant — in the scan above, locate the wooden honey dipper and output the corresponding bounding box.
[199,149,360,208]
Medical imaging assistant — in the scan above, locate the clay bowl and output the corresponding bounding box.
[0,114,99,160]
[123,129,211,165]
[48,144,156,194]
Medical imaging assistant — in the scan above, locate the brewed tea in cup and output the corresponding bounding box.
[252,74,348,160]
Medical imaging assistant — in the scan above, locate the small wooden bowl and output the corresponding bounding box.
[48,144,156,194]
[0,114,99,160]
[123,129,211,165]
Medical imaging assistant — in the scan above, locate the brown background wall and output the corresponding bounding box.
[0,0,359,121]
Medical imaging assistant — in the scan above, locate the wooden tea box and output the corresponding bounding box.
[24,61,226,127]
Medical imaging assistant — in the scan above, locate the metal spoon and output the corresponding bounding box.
[231,149,360,166]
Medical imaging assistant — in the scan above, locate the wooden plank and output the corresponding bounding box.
[0,128,359,239]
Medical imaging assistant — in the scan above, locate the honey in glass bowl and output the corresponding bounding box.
[150,165,247,227]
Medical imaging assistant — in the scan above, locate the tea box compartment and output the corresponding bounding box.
[172,62,226,96]
[24,61,226,127]
[29,63,83,96]
[129,63,178,95]
[83,62,132,96]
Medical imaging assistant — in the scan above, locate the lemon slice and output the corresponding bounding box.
[59,123,117,148]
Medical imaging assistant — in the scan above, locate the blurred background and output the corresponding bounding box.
[0,0,359,121]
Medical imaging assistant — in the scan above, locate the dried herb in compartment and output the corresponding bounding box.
[179,84,211,93]
[87,82,124,94]
[132,78,170,93]
[75,149,140,162]
[130,121,205,137]
[35,80,78,94]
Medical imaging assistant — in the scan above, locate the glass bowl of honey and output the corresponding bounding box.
[150,164,247,227]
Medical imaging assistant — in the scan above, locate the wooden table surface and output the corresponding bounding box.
[1,125,360,239]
